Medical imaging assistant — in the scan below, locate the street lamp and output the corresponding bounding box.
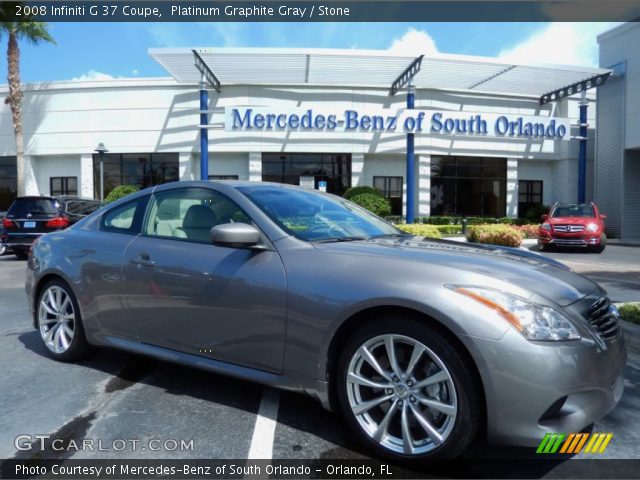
[94,142,108,201]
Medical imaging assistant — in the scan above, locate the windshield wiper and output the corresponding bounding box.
[371,233,411,239]
[314,236,368,243]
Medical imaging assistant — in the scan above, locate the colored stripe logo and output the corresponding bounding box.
[537,433,613,454]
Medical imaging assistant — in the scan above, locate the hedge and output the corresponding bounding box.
[466,224,524,247]
[104,185,140,204]
[349,193,392,217]
[395,224,442,238]
[514,224,540,239]
[619,303,640,324]
[413,216,531,226]
[436,225,463,236]
[343,186,383,200]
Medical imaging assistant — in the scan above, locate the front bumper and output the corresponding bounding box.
[538,232,602,247]
[466,327,626,447]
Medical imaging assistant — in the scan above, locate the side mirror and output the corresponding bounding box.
[541,214,548,222]
[211,223,262,249]
[600,214,607,219]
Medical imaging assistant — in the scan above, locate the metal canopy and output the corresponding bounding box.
[149,47,611,99]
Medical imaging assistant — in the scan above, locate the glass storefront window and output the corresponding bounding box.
[0,156,17,211]
[93,153,179,199]
[262,153,351,196]
[431,156,506,217]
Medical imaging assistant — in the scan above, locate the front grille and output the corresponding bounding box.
[551,239,587,246]
[585,298,620,340]
[554,224,585,233]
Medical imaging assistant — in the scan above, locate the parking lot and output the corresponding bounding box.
[1,245,639,477]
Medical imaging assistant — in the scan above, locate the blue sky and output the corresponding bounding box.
[1,22,618,83]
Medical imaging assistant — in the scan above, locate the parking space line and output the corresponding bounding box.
[248,388,280,459]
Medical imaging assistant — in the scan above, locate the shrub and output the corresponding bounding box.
[619,303,640,324]
[384,215,405,224]
[349,193,392,217]
[436,225,462,236]
[466,224,523,247]
[424,216,459,225]
[104,185,140,204]
[396,224,442,239]
[343,186,383,200]
[514,224,540,239]
[524,204,549,224]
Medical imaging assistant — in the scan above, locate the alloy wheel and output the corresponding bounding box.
[38,285,76,354]
[346,334,458,455]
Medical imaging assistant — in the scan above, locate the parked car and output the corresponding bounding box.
[0,211,8,256]
[538,202,607,253]
[26,182,625,461]
[56,196,103,224]
[3,196,102,259]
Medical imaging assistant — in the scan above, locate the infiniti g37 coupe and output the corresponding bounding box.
[26,181,626,460]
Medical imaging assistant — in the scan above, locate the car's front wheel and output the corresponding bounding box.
[37,279,92,361]
[337,316,481,461]
[14,250,28,260]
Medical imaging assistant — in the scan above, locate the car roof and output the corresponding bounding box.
[13,196,57,201]
[55,196,101,202]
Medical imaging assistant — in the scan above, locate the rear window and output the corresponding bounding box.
[7,198,59,217]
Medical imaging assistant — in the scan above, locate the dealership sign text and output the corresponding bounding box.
[225,107,570,140]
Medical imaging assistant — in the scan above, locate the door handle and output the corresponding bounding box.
[131,254,155,268]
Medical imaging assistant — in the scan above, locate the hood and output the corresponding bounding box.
[314,237,600,307]
[549,216,598,225]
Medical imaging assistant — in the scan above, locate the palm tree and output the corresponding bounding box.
[1,3,55,196]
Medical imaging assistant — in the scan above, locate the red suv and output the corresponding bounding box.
[538,202,607,253]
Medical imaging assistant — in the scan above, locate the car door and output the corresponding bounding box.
[121,186,287,374]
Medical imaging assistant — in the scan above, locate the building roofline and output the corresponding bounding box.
[597,22,637,43]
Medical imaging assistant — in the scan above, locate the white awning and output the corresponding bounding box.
[149,47,611,100]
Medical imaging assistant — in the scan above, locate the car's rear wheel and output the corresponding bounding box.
[14,250,28,260]
[37,279,92,361]
[336,317,481,460]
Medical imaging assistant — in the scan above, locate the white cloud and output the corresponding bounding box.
[131,69,139,75]
[388,28,438,57]
[497,22,619,67]
[72,70,115,81]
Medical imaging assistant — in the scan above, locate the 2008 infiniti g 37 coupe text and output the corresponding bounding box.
[26,181,626,460]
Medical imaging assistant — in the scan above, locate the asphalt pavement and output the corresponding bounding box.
[0,245,639,477]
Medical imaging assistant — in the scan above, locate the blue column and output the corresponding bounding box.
[578,101,588,204]
[406,84,415,224]
[200,87,209,180]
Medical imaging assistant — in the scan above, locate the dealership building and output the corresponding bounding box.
[1,35,634,233]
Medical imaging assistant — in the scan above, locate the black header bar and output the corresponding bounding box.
[3,1,640,22]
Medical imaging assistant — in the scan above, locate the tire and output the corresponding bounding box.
[36,279,92,361]
[14,250,28,260]
[336,316,482,461]
[592,234,606,253]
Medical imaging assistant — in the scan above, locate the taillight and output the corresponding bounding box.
[45,217,70,228]
[2,218,15,229]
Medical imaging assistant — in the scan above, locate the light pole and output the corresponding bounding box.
[94,142,108,201]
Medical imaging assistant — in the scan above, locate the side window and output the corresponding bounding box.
[144,188,252,244]
[101,196,149,234]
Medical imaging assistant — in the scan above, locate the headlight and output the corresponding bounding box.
[449,286,580,341]
[541,222,552,231]
[586,223,599,232]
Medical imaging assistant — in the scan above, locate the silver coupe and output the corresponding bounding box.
[26,181,626,460]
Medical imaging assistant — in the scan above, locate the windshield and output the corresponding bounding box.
[238,185,402,242]
[7,198,59,217]
[551,205,595,218]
